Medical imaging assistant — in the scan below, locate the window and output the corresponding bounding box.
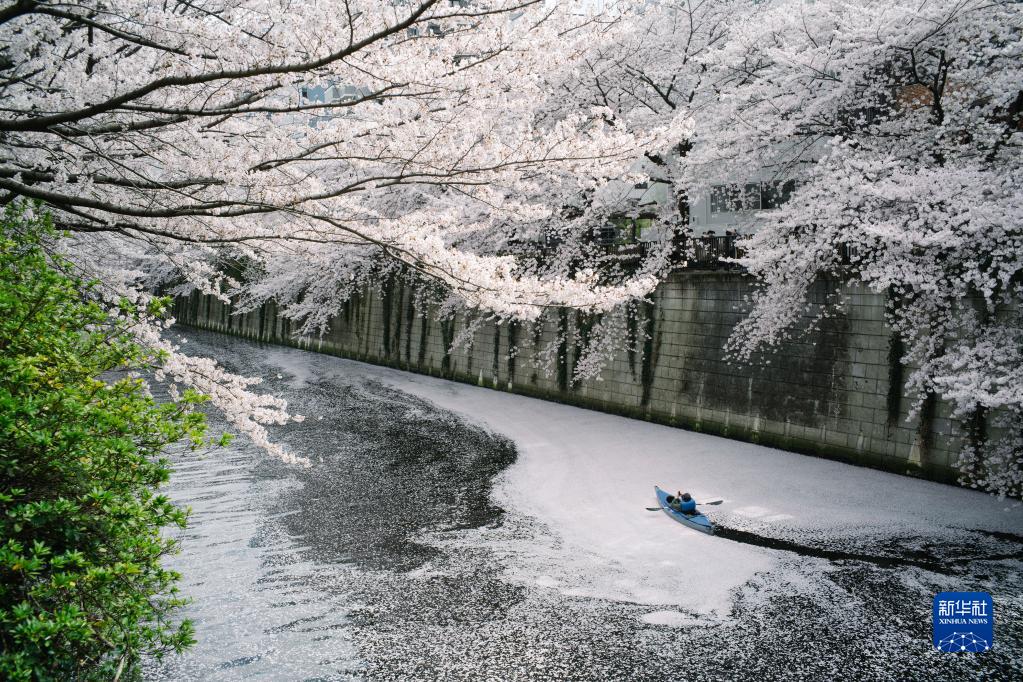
[761,180,796,209]
[598,215,635,246]
[709,186,733,213]
[635,214,655,241]
[710,184,757,213]
[597,225,618,246]
[742,183,762,210]
[612,215,634,245]
[710,180,796,214]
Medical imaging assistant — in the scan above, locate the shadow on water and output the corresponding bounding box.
[261,377,517,572]
[715,524,1023,574]
[147,333,524,680]
[151,330,1023,682]
[191,329,519,573]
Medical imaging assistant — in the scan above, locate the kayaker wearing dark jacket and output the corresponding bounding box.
[670,492,697,514]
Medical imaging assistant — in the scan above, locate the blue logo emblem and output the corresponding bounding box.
[933,592,993,652]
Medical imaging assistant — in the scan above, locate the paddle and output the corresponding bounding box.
[645,499,723,511]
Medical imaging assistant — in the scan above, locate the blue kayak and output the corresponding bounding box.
[655,486,715,535]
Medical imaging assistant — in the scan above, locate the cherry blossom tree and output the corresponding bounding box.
[0,0,697,313]
[494,0,738,383]
[0,0,694,458]
[687,0,1022,495]
[9,0,1015,495]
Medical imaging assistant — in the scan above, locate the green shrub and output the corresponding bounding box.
[0,205,205,680]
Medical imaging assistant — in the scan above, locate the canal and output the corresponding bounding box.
[145,331,1023,681]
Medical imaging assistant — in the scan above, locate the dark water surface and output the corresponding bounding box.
[144,330,520,681]
[144,331,1023,681]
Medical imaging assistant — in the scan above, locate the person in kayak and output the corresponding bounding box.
[669,492,697,515]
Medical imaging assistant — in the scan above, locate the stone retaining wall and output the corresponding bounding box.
[174,270,965,484]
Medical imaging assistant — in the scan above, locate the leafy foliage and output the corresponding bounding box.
[0,205,207,680]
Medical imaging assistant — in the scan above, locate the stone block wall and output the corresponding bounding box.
[174,270,966,484]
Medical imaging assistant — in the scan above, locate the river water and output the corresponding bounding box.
[144,331,1023,681]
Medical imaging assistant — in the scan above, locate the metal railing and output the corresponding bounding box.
[515,234,858,272]
[687,234,743,267]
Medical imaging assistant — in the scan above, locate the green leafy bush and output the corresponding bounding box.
[0,205,204,680]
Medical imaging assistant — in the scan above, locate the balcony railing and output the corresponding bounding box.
[687,234,743,268]
[516,233,858,272]
[589,233,745,269]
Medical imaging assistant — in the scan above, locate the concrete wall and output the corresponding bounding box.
[174,270,966,484]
